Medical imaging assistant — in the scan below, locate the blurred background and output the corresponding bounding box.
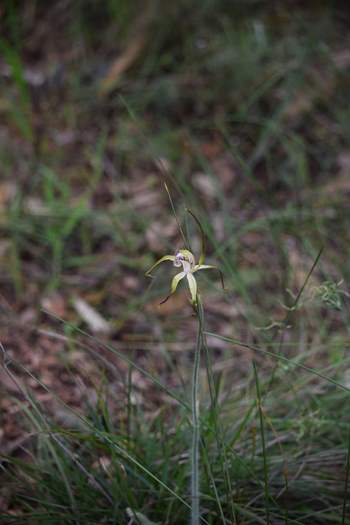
[1,1,350,522]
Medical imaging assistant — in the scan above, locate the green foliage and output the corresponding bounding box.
[1,325,350,524]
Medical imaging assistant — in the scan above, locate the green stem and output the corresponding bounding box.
[191,298,203,525]
[197,298,236,523]
[253,361,270,525]
[342,427,350,524]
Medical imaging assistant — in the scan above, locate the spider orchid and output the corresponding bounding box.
[146,211,224,306]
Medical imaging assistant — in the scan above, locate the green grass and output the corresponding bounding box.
[1,321,350,524]
[1,1,350,523]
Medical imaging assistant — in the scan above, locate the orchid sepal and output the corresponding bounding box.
[160,271,186,304]
[193,264,225,290]
[145,255,175,277]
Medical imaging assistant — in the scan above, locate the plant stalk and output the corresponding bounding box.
[191,297,203,525]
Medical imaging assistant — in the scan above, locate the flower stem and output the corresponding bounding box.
[198,300,235,524]
[191,298,203,525]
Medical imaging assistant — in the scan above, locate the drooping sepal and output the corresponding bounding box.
[160,271,186,304]
[193,264,225,290]
[145,255,175,277]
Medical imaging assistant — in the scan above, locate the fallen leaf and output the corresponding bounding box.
[73,297,111,334]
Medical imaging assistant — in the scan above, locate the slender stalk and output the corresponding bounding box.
[342,427,350,525]
[253,361,270,525]
[191,297,203,525]
[199,300,236,523]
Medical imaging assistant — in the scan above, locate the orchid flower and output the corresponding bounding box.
[146,211,224,306]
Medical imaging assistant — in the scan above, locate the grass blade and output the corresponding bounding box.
[253,362,270,525]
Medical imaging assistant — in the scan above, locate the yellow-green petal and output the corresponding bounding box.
[186,273,198,304]
[145,255,175,277]
[160,271,185,304]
